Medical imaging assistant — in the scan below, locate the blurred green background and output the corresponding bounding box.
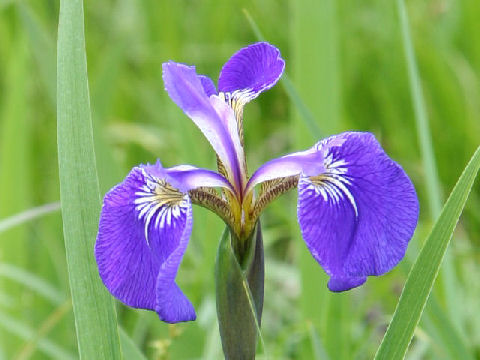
[1,0,479,359]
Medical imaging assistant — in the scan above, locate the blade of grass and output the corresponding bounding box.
[401,240,473,359]
[0,31,30,357]
[57,0,122,358]
[14,300,72,360]
[243,9,321,139]
[0,311,76,360]
[0,203,60,235]
[290,1,344,358]
[398,0,442,217]
[307,322,330,360]
[397,0,459,329]
[425,295,474,360]
[0,264,65,306]
[119,328,147,360]
[374,145,480,359]
[18,3,56,107]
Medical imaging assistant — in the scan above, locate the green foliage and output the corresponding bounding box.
[57,0,121,358]
[375,146,480,359]
[215,225,265,359]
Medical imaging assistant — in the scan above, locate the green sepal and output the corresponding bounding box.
[215,223,264,360]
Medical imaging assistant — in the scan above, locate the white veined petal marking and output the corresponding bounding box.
[309,148,358,217]
[134,170,189,247]
[218,91,254,145]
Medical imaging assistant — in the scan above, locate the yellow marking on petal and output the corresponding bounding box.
[135,174,188,247]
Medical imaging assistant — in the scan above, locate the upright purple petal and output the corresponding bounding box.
[297,132,419,291]
[95,162,230,322]
[218,42,285,103]
[199,75,217,97]
[162,62,244,191]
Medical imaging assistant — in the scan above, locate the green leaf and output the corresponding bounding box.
[374,145,480,360]
[0,311,76,360]
[0,202,60,235]
[243,9,321,139]
[397,0,462,344]
[18,2,56,108]
[308,322,330,360]
[290,0,343,358]
[57,0,122,358]
[215,225,265,360]
[119,328,147,360]
[0,29,31,357]
[0,264,65,306]
[397,0,442,217]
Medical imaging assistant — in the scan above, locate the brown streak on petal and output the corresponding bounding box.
[188,187,235,229]
[250,175,299,225]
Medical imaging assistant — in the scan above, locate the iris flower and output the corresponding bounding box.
[95,42,419,324]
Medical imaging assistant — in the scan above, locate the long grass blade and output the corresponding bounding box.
[0,30,30,357]
[0,264,65,306]
[14,300,72,360]
[397,0,459,337]
[56,0,122,358]
[308,322,330,360]
[397,0,442,217]
[119,329,147,360]
[243,9,321,139]
[0,311,76,360]
[18,3,56,107]
[290,1,343,358]
[0,203,60,235]
[374,145,480,359]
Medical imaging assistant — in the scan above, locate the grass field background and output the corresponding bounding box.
[0,0,479,358]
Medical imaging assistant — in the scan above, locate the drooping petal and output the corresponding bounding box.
[297,132,419,291]
[95,162,230,322]
[155,202,194,322]
[218,42,285,103]
[162,62,244,191]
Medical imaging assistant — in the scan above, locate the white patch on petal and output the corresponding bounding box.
[309,145,358,216]
[219,89,260,109]
[135,169,189,247]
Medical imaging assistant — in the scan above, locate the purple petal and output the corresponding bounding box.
[155,202,195,322]
[218,42,285,103]
[327,277,366,292]
[297,132,419,291]
[246,136,350,194]
[199,75,217,97]
[246,147,324,194]
[95,162,227,322]
[148,162,233,193]
[162,62,243,190]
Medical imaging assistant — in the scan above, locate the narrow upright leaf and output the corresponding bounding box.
[375,146,480,360]
[397,0,460,337]
[57,0,122,358]
[243,9,321,139]
[0,203,60,235]
[291,1,343,358]
[119,328,147,360]
[0,32,30,357]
